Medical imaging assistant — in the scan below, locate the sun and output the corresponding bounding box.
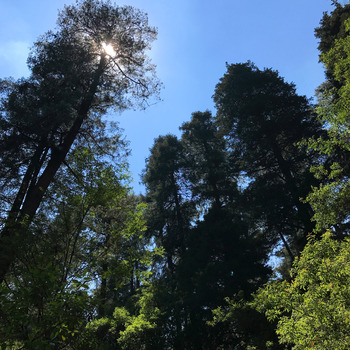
[102,42,116,58]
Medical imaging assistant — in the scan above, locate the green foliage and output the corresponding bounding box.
[304,163,350,233]
[0,261,91,348]
[315,2,350,88]
[0,115,154,348]
[117,286,161,349]
[254,232,350,349]
[305,3,350,235]
[78,284,161,350]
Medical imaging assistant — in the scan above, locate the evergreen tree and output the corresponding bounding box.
[180,111,236,208]
[0,0,159,283]
[142,112,273,348]
[177,111,272,348]
[213,62,323,258]
[143,134,193,273]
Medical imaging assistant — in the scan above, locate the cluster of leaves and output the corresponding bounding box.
[255,232,350,349]
[79,283,161,350]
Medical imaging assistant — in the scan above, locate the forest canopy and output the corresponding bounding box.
[1,1,350,349]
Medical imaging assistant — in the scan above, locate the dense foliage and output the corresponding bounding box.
[254,232,350,349]
[1,1,350,349]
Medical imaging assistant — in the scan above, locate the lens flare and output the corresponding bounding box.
[102,42,116,57]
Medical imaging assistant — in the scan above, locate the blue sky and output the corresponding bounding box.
[0,0,335,193]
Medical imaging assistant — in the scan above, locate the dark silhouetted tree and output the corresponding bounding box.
[213,62,323,259]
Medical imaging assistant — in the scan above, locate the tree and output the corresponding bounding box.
[141,134,195,348]
[213,62,322,259]
[142,112,273,348]
[175,111,272,347]
[143,134,193,273]
[0,0,159,283]
[77,282,162,350]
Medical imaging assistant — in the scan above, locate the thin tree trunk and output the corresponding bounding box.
[278,232,295,261]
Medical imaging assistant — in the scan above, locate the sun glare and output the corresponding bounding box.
[102,42,116,58]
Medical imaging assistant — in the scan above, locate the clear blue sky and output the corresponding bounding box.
[0,0,336,193]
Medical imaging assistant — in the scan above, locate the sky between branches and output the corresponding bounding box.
[0,0,335,193]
